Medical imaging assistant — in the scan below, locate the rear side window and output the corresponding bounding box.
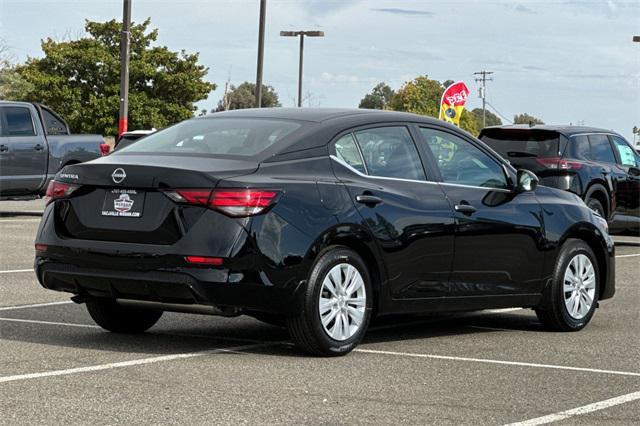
[3,107,35,136]
[479,129,560,160]
[611,136,638,167]
[354,127,425,181]
[41,108,68,135]
[566,135,592,160]
[588,134,616,163]
[117,118,301,158]
[334,134,366,173]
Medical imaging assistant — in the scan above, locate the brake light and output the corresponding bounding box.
[535,157,583,170]
[99,143,110,156]
[185,256,224,266]
[44,180,79,204]
[35,244,48,253]
[163,189,279,217]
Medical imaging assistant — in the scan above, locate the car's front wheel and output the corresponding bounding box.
[287,246,373,356]
[536,239,599,331]
[86,299,163,333]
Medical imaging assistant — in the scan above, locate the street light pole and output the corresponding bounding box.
[255,0,267,108]
[280,30,324,107]
[118,0,131,137]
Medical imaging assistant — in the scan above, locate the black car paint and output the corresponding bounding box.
[35,109,615,319]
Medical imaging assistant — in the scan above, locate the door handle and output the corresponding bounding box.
[356,194,383,206]
[34,144,44,151]
[454,204,477,215]
[0,144,7,153]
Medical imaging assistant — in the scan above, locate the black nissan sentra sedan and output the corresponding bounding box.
[35,108,615,356]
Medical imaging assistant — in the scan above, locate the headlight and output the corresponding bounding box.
[593,214,609,233]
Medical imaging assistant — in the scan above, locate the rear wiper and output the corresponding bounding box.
[506,151,538,158]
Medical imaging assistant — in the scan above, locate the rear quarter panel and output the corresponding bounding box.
[46,134,104,178]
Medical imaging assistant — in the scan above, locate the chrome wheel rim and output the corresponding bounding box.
[563,254,596,320]
[318,263,366,341]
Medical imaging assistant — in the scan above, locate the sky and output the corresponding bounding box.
[0,0,638,140]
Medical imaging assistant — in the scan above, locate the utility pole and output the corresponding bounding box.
[280,30,324,107]
[474,70,493,128]
[118,0,131,137]
[255,0,267,108]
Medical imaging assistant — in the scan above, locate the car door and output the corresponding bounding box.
[587,134,622,218]
[610,135,640,221]
[0,106,47,194]
[330,125,455,304]
[416,126,545,296]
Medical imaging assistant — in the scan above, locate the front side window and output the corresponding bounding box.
[420,127,508,189]
[117,118,301,157]
[611,136,638,167]
[3,107,35,137]
[354,126,425,181]
[334,134,366,173]
[588,134,616,164]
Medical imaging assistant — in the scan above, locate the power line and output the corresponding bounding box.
[485,101,513,124]
[473,70,493,128]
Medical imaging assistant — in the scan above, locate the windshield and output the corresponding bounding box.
[480,129,561,159]
[116,117,301,158]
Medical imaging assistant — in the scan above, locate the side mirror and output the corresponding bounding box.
[516,169,539,192]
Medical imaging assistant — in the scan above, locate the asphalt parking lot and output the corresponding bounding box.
[1,200,639,424]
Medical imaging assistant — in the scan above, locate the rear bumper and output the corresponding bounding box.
[35,260,304,316]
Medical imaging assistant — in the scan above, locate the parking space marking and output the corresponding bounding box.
[504,390,640,425]
[616,253,640,258]
[355,349,640,377]
[0,317,99,329]
[0,269,33,274]
[0,342,273,384]
[0,219,41,223]
[0,301,73,311]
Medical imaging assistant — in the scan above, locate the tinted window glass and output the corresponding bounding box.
[354,127,425,180]
[334,134,365,173]
[480,129,559,159]
[420,128,508,189]
[566,135,592,160]
[42,108,68,135]
[611,136,637,167]
[588,134,616,163]
[117,118,301,157]
[3,107,35,136]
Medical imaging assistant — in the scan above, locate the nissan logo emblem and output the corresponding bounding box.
[111,168,126,184]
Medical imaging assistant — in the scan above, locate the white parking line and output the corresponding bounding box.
[616,253,640,258]
[0,269,33,274]
[0,317,98,328]
[0,342,272,384]
[504,390,640,425]
[0,301,73,311]
[354,348,640,377]
[0,219,41,223]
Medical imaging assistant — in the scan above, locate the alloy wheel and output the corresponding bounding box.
[318,263,367,341]
[563,254,596,320]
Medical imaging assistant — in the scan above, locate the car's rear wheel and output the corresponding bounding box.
[286,246,372,356]
[86,299,163,333]
[535,239,599,331]
[586,197,606,219]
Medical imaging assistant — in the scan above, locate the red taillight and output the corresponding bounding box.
[185,256,223,266]
[163,189,279,217]
[35,244,48,253]
[44,180,79,205]
[535,157,583,170]
[99,143,110,155]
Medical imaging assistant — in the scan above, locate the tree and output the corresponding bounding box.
[387,75,479,134]
[358,82,395,109]
[471,108,502,127]
[513,113,544,125]
[0,41,33,100]
[216,82,280,111]
[12,19,214,135]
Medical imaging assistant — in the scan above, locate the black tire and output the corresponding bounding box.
[535,239,600,331]
[586,197,605,219]
[286,246,373,356]
[86,299,163,333]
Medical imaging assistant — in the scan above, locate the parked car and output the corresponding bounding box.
[0,101,106,199]
[35,109,614,356]
[479,125,640,234]
[114,129,156,151]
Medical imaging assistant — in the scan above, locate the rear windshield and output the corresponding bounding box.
[480,129,562,159]
[116,118,301,158]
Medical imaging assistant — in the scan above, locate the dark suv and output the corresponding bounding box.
[479,125,640,234]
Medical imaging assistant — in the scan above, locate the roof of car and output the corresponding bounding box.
[201,107,444,124]
[481,124,620,137]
